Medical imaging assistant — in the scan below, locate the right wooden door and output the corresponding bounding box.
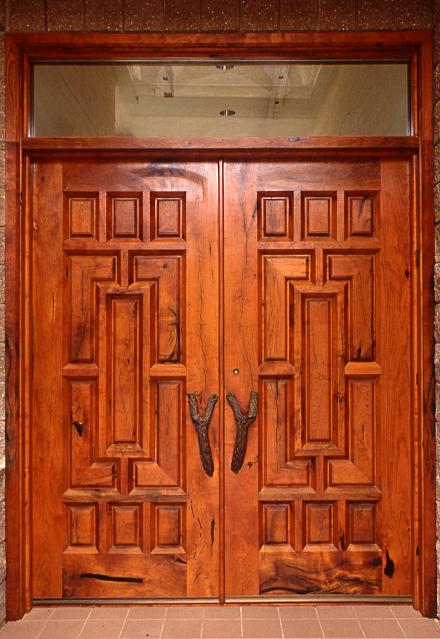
[223,159,413,599]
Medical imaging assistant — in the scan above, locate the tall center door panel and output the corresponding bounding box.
[223,160,412,598]
[31,161,220,599]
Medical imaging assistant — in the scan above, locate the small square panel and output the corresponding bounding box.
[262,503,291,546]
[107,192,142,240]
[347,502,376,546]
[111,504,142,550]
[67,504,98,548]
[302,192,337,240]
[66,193,99,240]
[304,502,337,550]
[152,504,184,553]
[151,192,185,240]
[346,192,376,237]
[258,192,293,241]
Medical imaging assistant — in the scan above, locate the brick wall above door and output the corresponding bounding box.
[0,0,433,33]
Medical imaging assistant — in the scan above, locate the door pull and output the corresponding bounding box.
[187,392,218,477]
[227,391,258,473]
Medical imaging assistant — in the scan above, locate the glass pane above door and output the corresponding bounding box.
[31,62,410,137]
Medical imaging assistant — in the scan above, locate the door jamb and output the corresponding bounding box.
[4,31,435,619]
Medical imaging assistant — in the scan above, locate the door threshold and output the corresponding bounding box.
[33,597,220,606]
[225,595,413,604]
[33,595,412,606]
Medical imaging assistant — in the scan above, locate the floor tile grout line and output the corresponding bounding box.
[158,607,167,639]
[117,607,131,639]
[240,605,243,639]
[358,611,368,639]
[200,605,204,639]
[277,605,285,639]
[316,610,325,639]
[76,609,93,639]
[390,605,410,638]
[35,608,54,639]
[357,604,368,639]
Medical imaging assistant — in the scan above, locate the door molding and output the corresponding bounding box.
[4,31,435,619]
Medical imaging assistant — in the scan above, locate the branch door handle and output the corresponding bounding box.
[227,391,258,473]
[187,392,218,477]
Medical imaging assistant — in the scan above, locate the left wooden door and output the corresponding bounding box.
[30,160,220,599]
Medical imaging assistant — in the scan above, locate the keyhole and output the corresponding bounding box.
[233,368,239,375]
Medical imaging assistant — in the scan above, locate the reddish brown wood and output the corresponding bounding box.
[4,30,435,618]
[21,137,419,152]
[223,159,414,599]
[4,30,432,61]
[30,159,221,600]
[415,35,436,618]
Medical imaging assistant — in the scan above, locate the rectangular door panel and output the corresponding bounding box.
[31,161,220,599]
[224,160,412,597]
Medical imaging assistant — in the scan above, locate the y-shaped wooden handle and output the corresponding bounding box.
[187,392,218,477]
[227,391,258,473]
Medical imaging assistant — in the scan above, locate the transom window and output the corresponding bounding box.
[31,62,410,137]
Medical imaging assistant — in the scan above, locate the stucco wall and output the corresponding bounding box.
[0,0,435,623]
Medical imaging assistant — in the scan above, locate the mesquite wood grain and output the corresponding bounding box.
[227,391,258,473]
[187,392,218,477]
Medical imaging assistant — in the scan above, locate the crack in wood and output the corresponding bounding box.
[72,420,84,437]
[384,549,395,578]
[80,573,143,583]
[210,518,215,549]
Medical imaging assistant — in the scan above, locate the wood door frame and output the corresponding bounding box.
[4,31,435,620]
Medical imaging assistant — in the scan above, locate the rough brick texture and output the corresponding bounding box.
[0,0,436,625]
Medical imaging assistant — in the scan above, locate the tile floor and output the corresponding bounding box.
[0,605,439,639]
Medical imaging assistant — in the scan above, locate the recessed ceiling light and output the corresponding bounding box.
[216,64,234,71]
[220,109,236,117]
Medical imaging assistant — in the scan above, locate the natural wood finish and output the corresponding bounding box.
[415,34,436,618]
[223,159,415,599]
[259,552,382,595]
[5,31,432,62]
[224,162,260,596]
[5,30,435,619]
[22,137,419,152]
[30,160,221,600]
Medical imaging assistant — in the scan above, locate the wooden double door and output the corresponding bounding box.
[31,156,412,601]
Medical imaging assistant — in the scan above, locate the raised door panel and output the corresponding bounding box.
[31,161,220,599]
[224,161,412,598]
